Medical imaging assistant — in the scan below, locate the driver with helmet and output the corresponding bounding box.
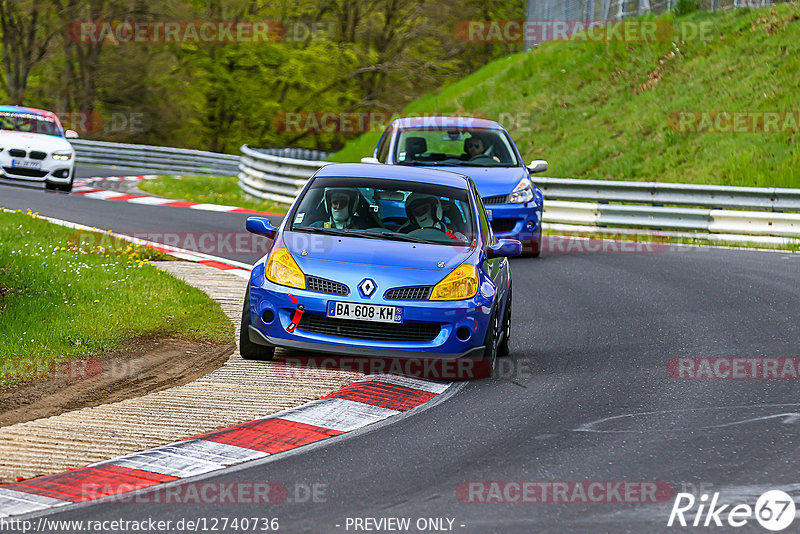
[399,193,465,241]
[312,187,368,230]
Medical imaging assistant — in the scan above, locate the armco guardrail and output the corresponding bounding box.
[238,144,327,204]
[235,151,800,242]
[72,139,239,175]
[535,177,800,212]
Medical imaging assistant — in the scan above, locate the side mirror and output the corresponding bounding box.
[487,239,522,258]
[245,217,278,239]
[361,157,380,164]
[65,129,79,139]
[527,159,548,173]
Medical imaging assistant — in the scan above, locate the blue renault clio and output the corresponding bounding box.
[363,117,546,256]
[241,163,521,378]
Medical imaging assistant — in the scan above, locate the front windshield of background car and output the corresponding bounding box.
[290,176,476,247]
[0,112,63,137]
[394,127,520,167]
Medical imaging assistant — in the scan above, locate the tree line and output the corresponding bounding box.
[0,0,523,153]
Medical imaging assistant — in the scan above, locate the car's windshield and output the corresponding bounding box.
[290,176,476,247]
[0,111,63,137]
[394,127,519,167]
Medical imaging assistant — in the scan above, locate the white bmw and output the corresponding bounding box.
[0,106,78,192]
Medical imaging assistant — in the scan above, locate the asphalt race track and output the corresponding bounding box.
[3,166,800,533]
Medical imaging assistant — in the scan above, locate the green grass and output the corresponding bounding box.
[331,4,800,188]
[0,209,233,385]
[138,175,288,213]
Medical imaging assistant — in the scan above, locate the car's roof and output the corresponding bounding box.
[0,105,59,121]
[392,116,504,131]
[315,163,471,189]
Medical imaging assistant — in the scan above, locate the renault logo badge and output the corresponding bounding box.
[359,278,376,297]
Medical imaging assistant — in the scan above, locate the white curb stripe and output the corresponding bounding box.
[359,374,452,394]
[188,203,242,212]
[158,440,269,464]
[83,190,127,200]
[125,196,174,205]
[276,398,399,432]
[0,488,68,517]
[101,450,228,478]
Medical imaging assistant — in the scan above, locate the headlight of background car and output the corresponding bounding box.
[430,263,478,301]
[265,247,306,289]
[508,177,534,204]
[52,150,74,161]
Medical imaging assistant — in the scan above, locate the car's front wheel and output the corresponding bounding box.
[45,177,73,193]
[498,284,512,357]
[239,287,275,361]
[481,305,500,377]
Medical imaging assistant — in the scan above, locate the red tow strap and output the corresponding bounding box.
[286,294,304,333]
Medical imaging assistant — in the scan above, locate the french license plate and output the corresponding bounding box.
[11,159,41,169]
[327,301,403,323]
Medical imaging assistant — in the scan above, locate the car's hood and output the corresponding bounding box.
[0,131,72,152]
[425,165,528,198]
[283,231,474,285]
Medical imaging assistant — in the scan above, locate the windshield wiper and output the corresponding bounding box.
[293,227,392,240]
[374,232,436,244]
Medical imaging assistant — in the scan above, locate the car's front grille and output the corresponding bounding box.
[3,167,48,178]
[384,286,431,301]
[305,276,349,295]
[297,314,440,342]
[483,194,508,205]
[8,149,26,158]
[491,219,518,233]
[29,151,47,160]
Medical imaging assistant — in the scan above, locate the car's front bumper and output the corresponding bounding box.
[247,268,494,360]
[0,154,74,183]
[486,201,543,243]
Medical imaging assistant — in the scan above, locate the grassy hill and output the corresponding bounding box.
[330,4,800,188]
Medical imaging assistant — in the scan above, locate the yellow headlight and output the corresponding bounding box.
[265,247,306,289]
[430,263,478,301]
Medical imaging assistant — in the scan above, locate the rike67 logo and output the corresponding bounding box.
[668,490,796,531]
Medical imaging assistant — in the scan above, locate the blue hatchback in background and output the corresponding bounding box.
[241,163,521,378]
[363,117,546,256]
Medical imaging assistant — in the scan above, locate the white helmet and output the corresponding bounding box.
[324,188,357,225]
[405,193,443,229]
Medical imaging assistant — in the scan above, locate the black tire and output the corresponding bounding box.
[521,237,541,258]
[239,287,275,361]
[481,305,500,376]
[44,178,73,193]
[498,284,512,357]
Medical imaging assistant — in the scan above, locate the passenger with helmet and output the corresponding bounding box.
[399,192,466,241]
[312,187,368,230]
